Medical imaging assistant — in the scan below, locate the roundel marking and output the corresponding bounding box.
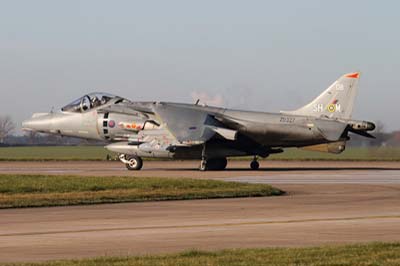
[327,104,336,113]
[108,120,116,128]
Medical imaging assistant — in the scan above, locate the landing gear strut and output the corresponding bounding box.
[200,143,208,171]
[200,159,207,171]
[250,156,259,170]
[199,143,227,171]
[119,154,143,171]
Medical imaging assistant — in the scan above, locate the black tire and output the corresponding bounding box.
[250,160,259,170]
[125,155,143,170]
[200,158,227,171]
[216,158,228,170]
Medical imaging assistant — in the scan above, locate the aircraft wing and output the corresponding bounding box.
[151,103,237,145]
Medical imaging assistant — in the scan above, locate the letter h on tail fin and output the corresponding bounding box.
[283,72,360,119]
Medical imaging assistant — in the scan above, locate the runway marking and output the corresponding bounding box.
[2,215,400,238]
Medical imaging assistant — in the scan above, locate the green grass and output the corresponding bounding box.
[0,175,283,208]
[5,242,400,266]
[1,146,400,161]
[0,146,111,161]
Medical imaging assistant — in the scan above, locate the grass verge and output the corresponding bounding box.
[0,146,111,161]
[4,242,400,266]
[0,175,283,208]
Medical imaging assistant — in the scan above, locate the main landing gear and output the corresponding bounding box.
[118,153,258,171]
[200,157,259,171]
[199,143,227,171]
[199,157,228,171]
[119,154,143,170]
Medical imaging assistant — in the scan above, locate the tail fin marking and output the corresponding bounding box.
[283,72,360,119]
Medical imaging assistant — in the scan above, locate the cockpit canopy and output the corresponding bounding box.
[61,92,123,113]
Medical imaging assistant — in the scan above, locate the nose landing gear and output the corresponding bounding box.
[119,154,143,170]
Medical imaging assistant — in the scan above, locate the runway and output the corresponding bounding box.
[0,160,399,178]
[0,161,400,262]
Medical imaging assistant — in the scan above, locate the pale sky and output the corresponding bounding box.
[1,0,399,132]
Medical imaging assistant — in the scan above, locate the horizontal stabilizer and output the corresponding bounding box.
[348,128,375,139]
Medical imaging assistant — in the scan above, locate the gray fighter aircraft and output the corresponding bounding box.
[22,72,375,170]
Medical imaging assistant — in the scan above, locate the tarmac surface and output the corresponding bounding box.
[0,160,400,262]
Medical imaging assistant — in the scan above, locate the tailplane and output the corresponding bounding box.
[283,72,360,119]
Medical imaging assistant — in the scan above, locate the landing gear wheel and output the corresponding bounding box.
[199,158,227,171]
[215,158,228,170]
[125,155,143,171]
[200,159,207,171]
[250,160,259,170]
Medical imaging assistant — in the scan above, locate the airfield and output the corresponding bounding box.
[0,160,400,263]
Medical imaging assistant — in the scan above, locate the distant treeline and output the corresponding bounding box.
[348,130,400,147]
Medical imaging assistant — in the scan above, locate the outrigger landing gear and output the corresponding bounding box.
[119,154,143,171]
[250,156,260,170]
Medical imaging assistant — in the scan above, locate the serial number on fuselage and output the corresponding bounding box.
[279,116,295,123]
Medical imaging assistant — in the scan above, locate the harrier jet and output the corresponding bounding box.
[22,72,375,170]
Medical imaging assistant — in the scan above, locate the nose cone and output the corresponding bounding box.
[22,113,54,133]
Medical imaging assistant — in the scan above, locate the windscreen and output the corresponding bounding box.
[61,92,121,112]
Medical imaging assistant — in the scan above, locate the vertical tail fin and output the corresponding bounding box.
[284,72,360,119]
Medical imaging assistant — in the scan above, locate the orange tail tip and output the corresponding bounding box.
[345,72,360,79]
